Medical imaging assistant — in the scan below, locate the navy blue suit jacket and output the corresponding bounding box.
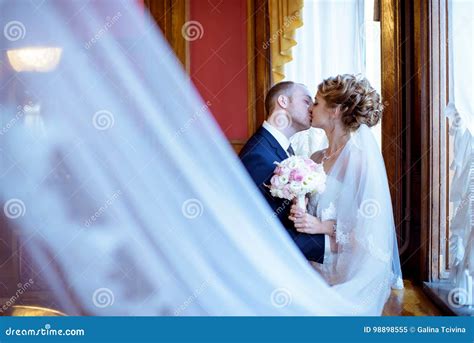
[239,126,325,263]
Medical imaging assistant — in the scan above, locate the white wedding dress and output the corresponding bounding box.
[308,175,342,285]
[307,125,404,297]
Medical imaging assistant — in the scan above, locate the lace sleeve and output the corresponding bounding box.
[321,202,337,221]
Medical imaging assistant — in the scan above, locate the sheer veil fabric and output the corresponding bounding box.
[1,0,400,315]
[309,125,403,312]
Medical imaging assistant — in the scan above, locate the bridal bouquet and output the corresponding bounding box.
[269,156,326,212]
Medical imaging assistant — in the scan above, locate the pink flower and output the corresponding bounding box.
[289,170,304,182]
[282,186,292,199]
[269,156,326,201]
[280,166,291,175]
[270,175,281,187]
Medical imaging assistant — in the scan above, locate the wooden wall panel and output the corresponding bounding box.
[381,0,405,262]
[253,0,271,129]
[381,0,451,283]
[144,0,189,70]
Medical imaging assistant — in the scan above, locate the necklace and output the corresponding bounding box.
[322,143,346,163]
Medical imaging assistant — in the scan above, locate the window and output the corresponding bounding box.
[284,0,382,152]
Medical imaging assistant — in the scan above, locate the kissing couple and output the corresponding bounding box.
[240,74,403,312]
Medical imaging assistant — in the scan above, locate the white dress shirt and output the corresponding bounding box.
[262,121,291,156]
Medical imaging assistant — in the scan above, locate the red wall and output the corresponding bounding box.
[189,0,249,140]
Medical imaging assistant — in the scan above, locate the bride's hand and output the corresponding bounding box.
[289,205,324,234]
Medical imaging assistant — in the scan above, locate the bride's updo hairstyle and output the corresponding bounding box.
[317,74,383,131]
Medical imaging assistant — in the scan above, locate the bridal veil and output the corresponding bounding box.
[315,124,404,313]
[0,0,400,315]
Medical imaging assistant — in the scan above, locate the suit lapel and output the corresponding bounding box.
[257,126,289,162]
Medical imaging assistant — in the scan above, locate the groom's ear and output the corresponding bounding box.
[276,94,290,109]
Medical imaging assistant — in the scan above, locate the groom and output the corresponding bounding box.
[239,81,325,263]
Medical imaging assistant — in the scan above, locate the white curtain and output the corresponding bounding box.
[285,0,383,157]
[0,0,392,315]
[447,0,474,306]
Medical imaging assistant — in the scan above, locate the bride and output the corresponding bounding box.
[289,74,404,293]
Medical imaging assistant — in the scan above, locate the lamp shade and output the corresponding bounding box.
[7,47,63,72]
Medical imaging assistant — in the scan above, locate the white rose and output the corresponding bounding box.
[302,175,313,186]
[278,175,289,185]
[289,181,302,193]
[288,161,297,169]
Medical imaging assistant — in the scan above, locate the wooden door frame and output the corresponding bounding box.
[230,0,272,152]
[381,0,450,282]
[144,0,189,72]
[380,0,405,258]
